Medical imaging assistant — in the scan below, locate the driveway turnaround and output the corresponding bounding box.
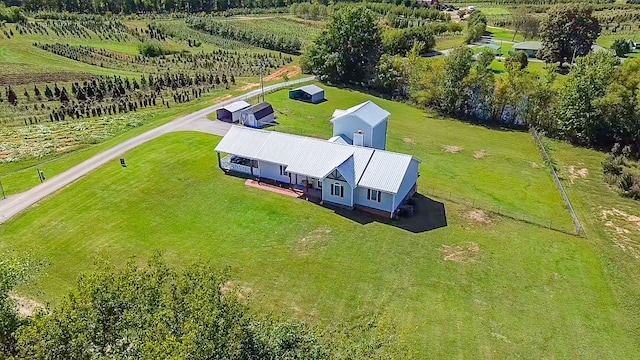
[0,77,316,225]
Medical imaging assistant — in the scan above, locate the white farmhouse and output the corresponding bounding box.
[215,101,420,218]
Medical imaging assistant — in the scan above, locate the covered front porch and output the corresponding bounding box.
[218,154,260,177]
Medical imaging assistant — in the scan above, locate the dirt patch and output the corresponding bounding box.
[601,208,640,259]
[443,145,463,154]
[473,150,490,159]
[464,209,494,225]
[10,295,44,317]
[238,83,259,91]
[403,137,416,144]
[531,162,541,168]
[442,242,481,263]
[264,65,302,82]
[221,281,253,300]
[568,166,589,183]
[297,227,332,254]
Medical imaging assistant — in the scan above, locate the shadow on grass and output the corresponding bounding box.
[325,193,447,234]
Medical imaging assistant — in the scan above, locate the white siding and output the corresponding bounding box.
[258,161,291,184]
[372,121,388,150]
[333,116,374,148]
[322,178,353,207]
[354,187,393,213]
[393,159,420,212]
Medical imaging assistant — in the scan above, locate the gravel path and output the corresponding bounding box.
[0,77,316,225]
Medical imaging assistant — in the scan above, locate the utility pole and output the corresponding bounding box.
[259,63,265,102]
[0,179,5,200]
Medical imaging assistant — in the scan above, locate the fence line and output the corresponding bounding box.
[530,128,584,237]
[423,186,577,237]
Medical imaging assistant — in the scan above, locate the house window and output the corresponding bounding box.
[279,165,287,176]
[317,180,322,189]
[331,183,344,197]
[367,189,381,202]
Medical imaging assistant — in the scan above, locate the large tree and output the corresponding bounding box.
[302,5,382,84]
[16,255,327,359]
[538,4,601,64]
[553,51,619,145]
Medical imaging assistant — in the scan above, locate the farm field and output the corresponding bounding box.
[1,109,638,356]
[0,14,303,195]
[434,34,466,50]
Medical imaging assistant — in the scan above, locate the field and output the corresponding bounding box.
[0,14,302,194]
[4,84,639,357]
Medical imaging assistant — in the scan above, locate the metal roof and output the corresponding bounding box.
[221,101,251,113]
[215,126,418,194]
[327,134,352,145]
[293,84,324,96]
[330,101,390,128]
[214,126,270,159]
[358,150,419,194]
[513,41,542,51]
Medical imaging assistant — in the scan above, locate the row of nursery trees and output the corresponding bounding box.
[0,253,405,358]
[303,5,640,198]
[7,0,434,13]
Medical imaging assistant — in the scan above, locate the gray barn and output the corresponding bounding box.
[289,85,325,104]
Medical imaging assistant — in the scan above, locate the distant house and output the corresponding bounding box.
[214,101,420,218]
[513,41,542,58]
[216,101,251,123]
[240,102,275,128]
[330,101,389,150]
[289,85,325,104]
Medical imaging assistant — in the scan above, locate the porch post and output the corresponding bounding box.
[216,152,222,171]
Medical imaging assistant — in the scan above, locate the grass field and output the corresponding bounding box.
[2,84,640,357]
[435,34,466,50]
[0,135,635,358]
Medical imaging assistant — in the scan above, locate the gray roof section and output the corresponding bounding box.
[330,101,390,128]
[214,126,269,159]
[358,150,419,194]
[215,126,419,194]
[513,41,542,51]
[294,84,324,95]
[222,101,251,113]
[327,134,352,145]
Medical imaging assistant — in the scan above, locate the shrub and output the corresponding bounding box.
[138,42,173,57]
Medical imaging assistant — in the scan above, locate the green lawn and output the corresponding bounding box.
[1,129,637,357]
[435,34,466,51]
[486,26,524,43]
[263,84,571,231]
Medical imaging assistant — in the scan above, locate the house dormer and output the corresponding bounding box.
[329,101,390,150]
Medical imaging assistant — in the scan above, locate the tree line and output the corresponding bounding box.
[187,16,302,54]
[7,0,429,14]
[304,5,640,196]
[0,254,405,359]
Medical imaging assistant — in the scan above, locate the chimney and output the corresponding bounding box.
[353,130,365,147]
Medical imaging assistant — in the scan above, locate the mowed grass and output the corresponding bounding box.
[434,34,466,50]
[486,26,524,43]
[265,85,572,231]
[1,131,638,358]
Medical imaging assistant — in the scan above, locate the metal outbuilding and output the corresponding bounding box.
[240,102,275,128]
[216,101,251,123]
[289,85,325,104]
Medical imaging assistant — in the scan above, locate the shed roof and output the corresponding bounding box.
[293,84,324,96]
[214,126,419,194]
[513,41,542,51]
[222,101,251,113]
[330,101,390,128]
